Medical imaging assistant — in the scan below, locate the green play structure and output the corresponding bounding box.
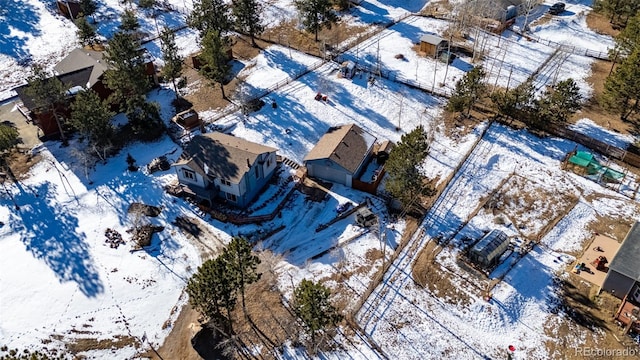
[568,151,625,181]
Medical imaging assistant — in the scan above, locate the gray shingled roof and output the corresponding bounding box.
[609,222,640,281]
[303,124,376,174]
[175,132,277,183]
[54,48,108,88]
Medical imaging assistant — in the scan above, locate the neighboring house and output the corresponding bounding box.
[602,222,640,300]
[173,132,278,208]
[303,124,376,187]
[419,34,448,58]
[15,48,157,138]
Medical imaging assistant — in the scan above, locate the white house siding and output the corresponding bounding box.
[175,164,206,188]
[216,179,241,197]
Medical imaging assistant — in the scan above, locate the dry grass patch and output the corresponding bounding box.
[226,251,298,359]
[65,335,140,354]
[543,273,636,359]
[584,211,635,242]
[570,59,635,135]
[412,239,473,306]
[5,150,42,179]
[586,11,620,37]
[486,175,579,240]
[262,20,369,58]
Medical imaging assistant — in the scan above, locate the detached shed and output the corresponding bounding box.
[469,230,509,268]
[419,34,448,58]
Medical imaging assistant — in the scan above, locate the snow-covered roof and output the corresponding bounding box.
[303,124,376,174]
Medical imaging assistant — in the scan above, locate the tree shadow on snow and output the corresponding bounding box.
[7,182,104,297]
[0,0,41,62]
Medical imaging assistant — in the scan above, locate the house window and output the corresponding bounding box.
[221,179,231,186]
[633,285,640,302]
[226,192,237,202]
[255,166,260,179]
[183,169,195,180]
[266,157,272,167]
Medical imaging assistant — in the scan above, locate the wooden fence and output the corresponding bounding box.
[546,123,640,168]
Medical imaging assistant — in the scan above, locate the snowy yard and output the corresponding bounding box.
[2,0,640,358]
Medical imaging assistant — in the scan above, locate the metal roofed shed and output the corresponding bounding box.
[469,230,509,268]
[419,34,448,58]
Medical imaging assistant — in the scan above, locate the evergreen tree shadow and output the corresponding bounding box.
[7,182,104,297]
[0,0,41,62]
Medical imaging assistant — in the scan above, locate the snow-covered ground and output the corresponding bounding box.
[2,0,639,358]
[0,90,207,356]
[357,122,640,359]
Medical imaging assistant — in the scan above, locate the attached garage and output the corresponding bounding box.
[303,124,376,187]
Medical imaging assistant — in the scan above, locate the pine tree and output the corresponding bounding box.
[595,0,640,27]
[294,0,338,42]
[159,27,184,100]
[447,65,487,116]
[24,65,69,141]
[103,31,149,116]
[189,0,232,38]
[187,256,238,334]
[199,30,231,99]
[490,81,535,121]
[75,16,97,47]
[384,125,432,211]
[69,89,114,150]
[292,279,342,352]
[535,78,582,125]
[119,9,140,33]
[139,0,157,9]
[232,0,264,47]
[223,237,261,315]
[602,47,640,121]
[610,12,640,60]
[79,0,97,19]
[0,124,19,154]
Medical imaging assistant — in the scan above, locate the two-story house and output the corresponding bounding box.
[173,132,278,208]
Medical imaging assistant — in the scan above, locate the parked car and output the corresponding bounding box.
[549,2,565,15]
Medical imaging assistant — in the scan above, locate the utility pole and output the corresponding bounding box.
[397,91,404,131]
[432,56,438,93]
[505,65,513,91]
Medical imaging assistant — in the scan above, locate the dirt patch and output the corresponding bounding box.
[225,251,298,359]
[485,175,579,240]
[4,150,42,179]
[544,274,638,359]
[262,19,369,58]
[412,239,473,306]
[66,335,140,354]
[586,11,620,38]
[582,210,636,244]
[148,251,296,360]
[144,303,202,360]
[570,59,635,135]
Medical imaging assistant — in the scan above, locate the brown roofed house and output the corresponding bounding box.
[173,132,278,208]
[303,124,376,187]
[14,47,157,139]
